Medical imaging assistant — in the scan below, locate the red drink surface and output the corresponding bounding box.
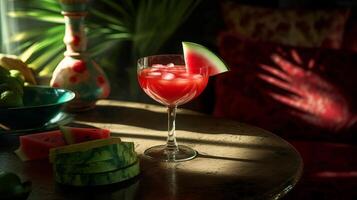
[138,65,208,106]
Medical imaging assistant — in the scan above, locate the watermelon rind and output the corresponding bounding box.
[53,142,137,172]
[54,160,140,186]
[54,157,138,174]
[182,41,229,76]
[51,141,136,165]
[49,138,121,162]
[59,126,75,144]
[60,126,76,145]
[14,148,28,162]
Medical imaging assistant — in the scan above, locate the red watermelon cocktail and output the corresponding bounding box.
[138,64,208,106]
[137,42,229,162]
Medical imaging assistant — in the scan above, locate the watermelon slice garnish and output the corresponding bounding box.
[182,42,229,76]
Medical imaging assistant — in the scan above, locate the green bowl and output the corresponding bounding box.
[0,86,75,130]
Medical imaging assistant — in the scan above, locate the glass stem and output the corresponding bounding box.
[166,106,178,153]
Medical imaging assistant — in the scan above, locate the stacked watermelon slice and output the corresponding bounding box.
[14,127,139,186]
[50,138,139,186]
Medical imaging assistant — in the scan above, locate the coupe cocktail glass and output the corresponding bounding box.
[137,55,209,162]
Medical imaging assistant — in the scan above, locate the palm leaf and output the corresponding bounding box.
[102,0,131,20]
[133,0,201,58]
[8,11,64,24]
[90,9,124,26]
[29,41,64,72]
[38,54,63,76]
[88,40,119,57]
[19,27,63,63]
[10,27,54,43]
[15,0,61,14]
[8,0,201,77]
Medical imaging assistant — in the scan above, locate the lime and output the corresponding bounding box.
[9,70,25,86]
[0,171,22,193]
[2,77,24,95]
[0,90,23,108]
[0,83,9,93]
[0,66,10,79]
[0,170,31,199]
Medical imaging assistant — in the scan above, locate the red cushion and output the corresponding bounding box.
[214,32,357,142]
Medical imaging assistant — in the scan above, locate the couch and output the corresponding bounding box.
[208,1,357,199]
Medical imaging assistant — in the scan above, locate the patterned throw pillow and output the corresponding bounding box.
[221,1,350,49]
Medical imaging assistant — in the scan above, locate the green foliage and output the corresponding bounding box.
[133,0,200,58]
[8,0,201,77]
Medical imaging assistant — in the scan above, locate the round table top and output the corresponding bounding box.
[0,100,303,200]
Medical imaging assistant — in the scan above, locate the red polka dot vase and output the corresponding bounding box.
[50,0,110,111]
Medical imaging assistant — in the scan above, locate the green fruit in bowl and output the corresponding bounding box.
[0,90,24,108]
[0,65,24,92]
[0,66,10,78]
[10,70,25,86]
[0,66,26,108]
[0,170,31,200]
[3,77,24,95]
[0,171,22,193]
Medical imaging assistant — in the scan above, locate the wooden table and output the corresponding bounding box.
[0,100,303,200]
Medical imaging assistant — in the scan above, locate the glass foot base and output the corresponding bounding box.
[144,145,197,162]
